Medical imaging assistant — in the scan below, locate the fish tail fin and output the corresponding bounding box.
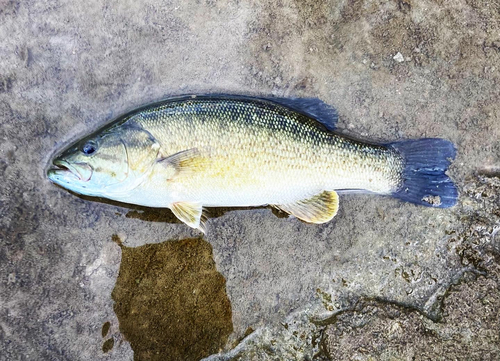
[388,138,458,208]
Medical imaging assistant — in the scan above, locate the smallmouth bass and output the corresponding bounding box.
[47,95,457,231]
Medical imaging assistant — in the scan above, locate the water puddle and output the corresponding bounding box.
[111,235,233,361]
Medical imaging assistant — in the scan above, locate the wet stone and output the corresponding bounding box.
[1,0,499,360]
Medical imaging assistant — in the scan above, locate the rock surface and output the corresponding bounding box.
[0,0,499,360]
[325,175,500,361]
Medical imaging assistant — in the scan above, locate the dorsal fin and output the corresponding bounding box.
[273,190,339,224]
[261,97,338,131]
[171,94,339,131]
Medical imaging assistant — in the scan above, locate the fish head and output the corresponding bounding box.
[47,121,160,198]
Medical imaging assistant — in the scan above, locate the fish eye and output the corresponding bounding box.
[82,141,97,155]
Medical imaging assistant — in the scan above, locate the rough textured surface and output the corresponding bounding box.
[325,174,500,360]
[325,274,500,360]
[0,0,499,360]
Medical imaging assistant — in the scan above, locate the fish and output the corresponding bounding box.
[47,95,458,231]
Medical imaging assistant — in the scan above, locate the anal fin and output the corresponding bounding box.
[274,190,339,224]
[170,202,206,232]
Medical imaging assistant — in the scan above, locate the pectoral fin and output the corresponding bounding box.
[274,190,339,224]
[170,202,206,232]
[157,148,210,179]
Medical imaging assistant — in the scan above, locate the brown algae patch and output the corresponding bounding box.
[111,236,233,361]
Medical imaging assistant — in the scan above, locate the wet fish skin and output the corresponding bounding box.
[47,95,457,231]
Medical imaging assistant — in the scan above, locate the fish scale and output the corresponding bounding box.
[105,97,404,217]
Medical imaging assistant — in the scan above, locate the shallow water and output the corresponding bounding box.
[1,0,499,360]
[111,236,232,360]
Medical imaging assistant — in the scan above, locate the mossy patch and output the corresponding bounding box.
[111,236,233,361]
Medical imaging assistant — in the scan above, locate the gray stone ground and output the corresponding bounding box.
[0,0,499,360]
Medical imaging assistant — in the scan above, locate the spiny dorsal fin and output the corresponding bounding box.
[170,202,206,232]
[180,94,339,131]
[274,190,339,224]
[261,97,338,131]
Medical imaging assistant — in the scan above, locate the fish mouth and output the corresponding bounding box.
[48,160,93,182]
